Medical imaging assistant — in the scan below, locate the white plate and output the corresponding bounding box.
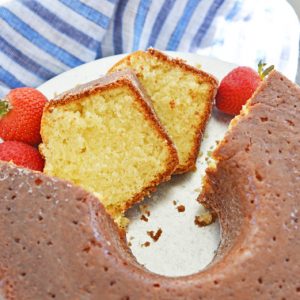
[39,52,236,277]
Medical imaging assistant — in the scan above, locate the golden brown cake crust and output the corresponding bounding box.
[108,49,218,174]
[41,70,179,216]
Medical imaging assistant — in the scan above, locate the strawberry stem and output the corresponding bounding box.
[258,60,274,80]
[0,99,11,118]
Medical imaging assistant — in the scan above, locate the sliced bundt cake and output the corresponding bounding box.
[108,48,218,173]
[40,70,178,224]
[1,70,300,299]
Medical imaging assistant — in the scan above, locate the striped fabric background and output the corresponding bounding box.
[0,0,299,97]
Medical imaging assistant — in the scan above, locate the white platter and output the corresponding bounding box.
[38,52,236,277]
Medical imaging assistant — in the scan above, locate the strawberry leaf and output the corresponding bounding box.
[0,99,11,118]
[258,60,274,80]
[261,65,275,79]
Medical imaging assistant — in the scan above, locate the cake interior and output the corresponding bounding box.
[41,85,173,221]
[109,51,215,172]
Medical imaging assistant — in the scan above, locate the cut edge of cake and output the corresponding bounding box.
[40,70,179,225]
[108,48,218,174]
[197,69,288,223]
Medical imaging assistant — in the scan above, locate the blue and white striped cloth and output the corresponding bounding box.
[0,0,299,97]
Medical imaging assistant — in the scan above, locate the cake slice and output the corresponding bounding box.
[40,70,178,224]
[108,48,218,173]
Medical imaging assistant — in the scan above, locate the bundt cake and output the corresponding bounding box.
[40,70,178,224]
[0,70,299,299]
[108,48,218,173]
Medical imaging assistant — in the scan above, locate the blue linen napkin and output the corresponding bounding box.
[0,0,299,97]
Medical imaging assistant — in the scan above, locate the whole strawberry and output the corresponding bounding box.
[0,141,44,171]
[0,87,47,145]
[216,63,274,115]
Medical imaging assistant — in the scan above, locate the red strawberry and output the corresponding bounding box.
[216,63,274,115]
[0,87,47,145]
[0,141,44,171]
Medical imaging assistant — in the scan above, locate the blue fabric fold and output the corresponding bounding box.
[0,0,299,96]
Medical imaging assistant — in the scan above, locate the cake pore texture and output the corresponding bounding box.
[108,48,218,173]
[40,70,178,222]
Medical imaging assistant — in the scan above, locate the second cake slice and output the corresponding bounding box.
[40,70,178,224]
[108,49,218,173]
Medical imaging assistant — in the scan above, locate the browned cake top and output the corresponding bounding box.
[199,70,300,298]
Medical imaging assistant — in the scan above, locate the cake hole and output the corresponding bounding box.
[14,238,20,243]
[272,236,276,242]
[8,187,13,191]
[255,170,263,182]
[276,193,281,198]
[214,280,219,285]
[278,149,282,154]
[6,206,11,211]
[35,178,43,186]
[153,283,160,288]
[48,292,56,298]
[286,120,295,127]
[296,287,300,292]
[267,130,272,135]
[22,246,26,251]
[80,147,87,153]
[285,258,290,262]
[38,215,43,221]
[260,117,268,122]
[20,272,26,277]
[46,195,51,200]
[278,284,282,289]
[258,277,263,284]
[250,200,254,204]
[37,240,40,245]
[47,241,53,246]
[104,266,108,272]
[110,280,116,286]
[268,159,272,165]
[72,220,79,225]
[83,245,91,253]
[11,195,16,200]
[245,144,250,152]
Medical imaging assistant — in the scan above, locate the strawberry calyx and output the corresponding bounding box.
[0,98,11,118]
[258,61,274,80]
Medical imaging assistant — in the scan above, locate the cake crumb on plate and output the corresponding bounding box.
[147,228,163,242]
